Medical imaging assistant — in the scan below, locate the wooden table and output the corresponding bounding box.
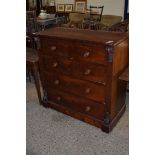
[37,16,65,31]
[37,17,57,31]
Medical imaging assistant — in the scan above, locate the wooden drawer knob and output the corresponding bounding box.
[84,69,91,75]
[52,62,58,67]
[85,88,91,94]
[69,57,74,61]
[85,106,91,112]
[51,46,57,51]
[83,51,90,57]
[57,96,61,101]
[54,80,60,85]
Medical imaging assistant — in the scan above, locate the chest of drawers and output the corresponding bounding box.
[36,27,129,133]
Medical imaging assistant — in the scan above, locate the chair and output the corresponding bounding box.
[61,12,85,29]
[109,19,129,32]
[99,15,122,31]
[84,5,104,30]
[89,5,104,22]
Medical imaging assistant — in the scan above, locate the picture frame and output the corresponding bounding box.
[65,4,73,12]
[57,4,65,12]
[75,0,87,12]
[49,0,55,6]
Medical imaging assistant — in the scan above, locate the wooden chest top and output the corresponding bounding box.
[36,27,128,45]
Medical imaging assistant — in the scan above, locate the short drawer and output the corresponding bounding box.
[39,38,71,58]
[43,72,106,103]
[46,87,105,119]
[39,55,72,75]
[71,62,107,84]
[69,43,108,65]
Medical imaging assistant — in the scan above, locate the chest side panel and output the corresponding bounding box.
[111,38,129,119]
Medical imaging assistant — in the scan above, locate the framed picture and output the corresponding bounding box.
[75,0,87,12]
[57,4,65,12]
[65,4,73,12]
[49,0,55,6]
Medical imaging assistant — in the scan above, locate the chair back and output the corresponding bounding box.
[89,5,104,21]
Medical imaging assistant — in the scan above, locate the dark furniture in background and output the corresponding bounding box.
[26,47,42,104]
[56,12,70,23]
[26,0,42,16]
[35,27,129,133]
[26,10,38,48]
[36,0,42,16]
[42,6,56,14]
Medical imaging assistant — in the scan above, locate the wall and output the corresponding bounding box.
[55,0,125,18]
[28,0,125,18]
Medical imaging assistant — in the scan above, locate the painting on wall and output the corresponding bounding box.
[57,4,65,12]
[65,4,73,12]
[75,0,87,12]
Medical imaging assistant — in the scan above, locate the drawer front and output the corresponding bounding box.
[39,55,107,84]
[40,38,71,58]
[46,87,105,119]
[39,55,72,75]
[71,62,107,84]
[43,72,106,103]
[69,43,108,65]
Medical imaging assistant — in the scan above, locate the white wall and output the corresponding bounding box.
[55,0,125,18]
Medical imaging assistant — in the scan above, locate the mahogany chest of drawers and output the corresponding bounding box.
[36,27,129,133]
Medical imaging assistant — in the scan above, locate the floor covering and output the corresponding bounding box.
[26,81,129,155]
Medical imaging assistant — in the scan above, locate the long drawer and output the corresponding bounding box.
[39,55,107,84]
[39,38,108,65]
[43,72,106,103]
[46,87,105,120]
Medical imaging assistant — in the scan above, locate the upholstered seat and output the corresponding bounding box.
[61,12,85,29]
[101,15,122,27]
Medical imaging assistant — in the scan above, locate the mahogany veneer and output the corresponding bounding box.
[35,27,129,133]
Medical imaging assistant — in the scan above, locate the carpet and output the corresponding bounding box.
[26,82,129,155]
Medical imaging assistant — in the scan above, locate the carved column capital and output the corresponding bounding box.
[105,41,114,63]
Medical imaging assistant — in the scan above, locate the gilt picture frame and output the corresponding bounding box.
[57,4,65,12]
[75,0,87,12]
[65,4,73,12]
